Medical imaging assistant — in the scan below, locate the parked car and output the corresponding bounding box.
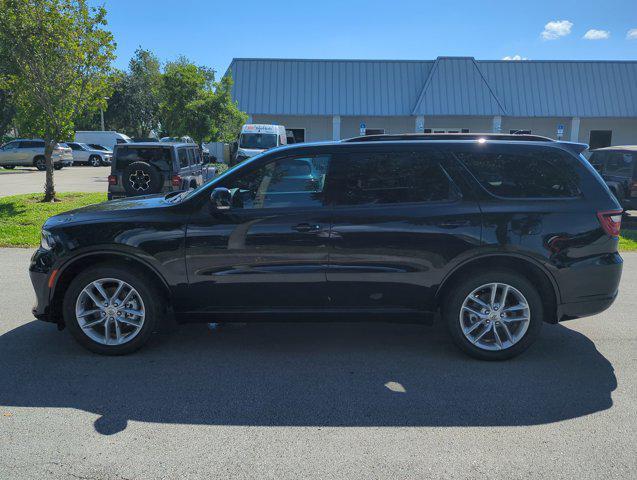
[107,142,203,200]
[588,146,636,210]
[66,142,112,166]
[233,124,287,165]
[0,139,72,170]
[30,133,623,359]
[75,131,132,151]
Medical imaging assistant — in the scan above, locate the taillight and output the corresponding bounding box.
[597,210,623,237]
[171,174,182,187]
[108,175,117,185]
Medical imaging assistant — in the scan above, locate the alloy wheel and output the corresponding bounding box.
[75,277,146,345]
[129,169,150,191]
[459,282,530,351]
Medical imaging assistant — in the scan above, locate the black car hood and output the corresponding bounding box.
[44,194,172,227]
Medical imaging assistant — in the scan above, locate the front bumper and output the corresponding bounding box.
[29,248,58,324]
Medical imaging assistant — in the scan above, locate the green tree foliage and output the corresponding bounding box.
[0,0,115,201]
[104,48,161,138]
[160,58,247,144]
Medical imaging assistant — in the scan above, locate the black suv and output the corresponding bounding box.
[107,142,203,200]
[30,134,624,360]
[588,146,636,210]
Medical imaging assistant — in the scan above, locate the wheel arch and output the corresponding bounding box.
[50,251,172,327]
[435,253,560,323]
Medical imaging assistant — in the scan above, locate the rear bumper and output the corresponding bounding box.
[557,292,618,321]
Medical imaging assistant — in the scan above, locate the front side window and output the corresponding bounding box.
[223,155,330,209]
[239,133,278,150]
[457,150,580,198]
[330,151,457,206]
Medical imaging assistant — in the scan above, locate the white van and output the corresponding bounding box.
[74,131,132,151]
[234,124,287,163]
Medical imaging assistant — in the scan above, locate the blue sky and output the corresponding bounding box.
[97,0,637,76]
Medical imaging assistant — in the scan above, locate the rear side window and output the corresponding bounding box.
[20,141,44,148]
[115,146,172,171]
[457,150,580,198]
[605,152,634,177]
[330,151,458,206]
[178,148,189,168]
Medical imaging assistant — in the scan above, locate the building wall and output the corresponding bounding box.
[251,113,637,146]
[251,115,332,142]
[578,118,637,146]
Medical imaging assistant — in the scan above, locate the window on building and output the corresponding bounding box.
[365,128,385,135]
[330,151,458,206]
[457,150,580,198]
[589,130,612,150]
[286,129,305,144]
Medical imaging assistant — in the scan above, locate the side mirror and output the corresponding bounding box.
[210,187,232,211]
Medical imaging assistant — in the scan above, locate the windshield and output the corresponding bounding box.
[239,133,277,150]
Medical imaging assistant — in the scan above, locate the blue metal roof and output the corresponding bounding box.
[227,57,637,118]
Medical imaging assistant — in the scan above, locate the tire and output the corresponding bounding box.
[122,161,163,196]
[34,156,46,171]
[89,155,101,167]
[53,164,63,170]
[63,263,164,355]
[444,269,543,361]
[2,165,15,169]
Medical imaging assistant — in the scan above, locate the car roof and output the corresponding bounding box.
[121,142,193,147]
[592,145,637,152]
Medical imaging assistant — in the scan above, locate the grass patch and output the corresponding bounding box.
[619,229,637,252]
[0,192,106,247]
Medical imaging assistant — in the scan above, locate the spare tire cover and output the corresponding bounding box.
[123,161,163,196]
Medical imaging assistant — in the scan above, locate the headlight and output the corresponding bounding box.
[40,229,56,250]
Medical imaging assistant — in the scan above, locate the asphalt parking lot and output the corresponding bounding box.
[0,166,110,197]
[0,248,635,479]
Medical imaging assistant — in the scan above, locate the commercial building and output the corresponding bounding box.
[228,56,637,147]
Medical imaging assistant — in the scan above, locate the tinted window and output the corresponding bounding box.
[68,143,81,151]
[223,155,330,209]
[178,148,189,168]
[115,147,172,170]
[458,150,580,198]
[1,141,18,150]
[605,152,635,177]
[330,151,457,206]
[193,148,201,164]
[20,141,44,149]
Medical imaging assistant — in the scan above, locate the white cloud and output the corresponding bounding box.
[627,29,637,40]
[502,55,529,61]
[583,29,610,40]
[541,20,573,40]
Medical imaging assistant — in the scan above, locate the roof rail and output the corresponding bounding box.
[342,133,555,143]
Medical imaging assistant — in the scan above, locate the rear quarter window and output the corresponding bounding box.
[457,149,581,198]
[115,146,173,171]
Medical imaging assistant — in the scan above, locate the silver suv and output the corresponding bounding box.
[0,139,73,170]
[66,142,112,167]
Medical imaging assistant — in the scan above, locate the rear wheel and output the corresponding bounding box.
[63,264,164,355]
[34,156,46,171]
[444,270,542,360]
[89,155,101,167]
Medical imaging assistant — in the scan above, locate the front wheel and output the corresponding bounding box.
[63,264,164,355]
[53,164,63,170]
[89,155,101,167]
[444,270,543,360]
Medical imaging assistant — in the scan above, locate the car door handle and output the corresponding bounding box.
[293,223,321,232]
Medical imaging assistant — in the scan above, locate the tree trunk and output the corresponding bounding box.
[43,139,56,202]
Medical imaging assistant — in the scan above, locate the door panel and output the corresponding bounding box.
[183,154,332,315]
[325,149,482,311]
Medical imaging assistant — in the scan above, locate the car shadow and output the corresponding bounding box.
[0,319,615,435]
